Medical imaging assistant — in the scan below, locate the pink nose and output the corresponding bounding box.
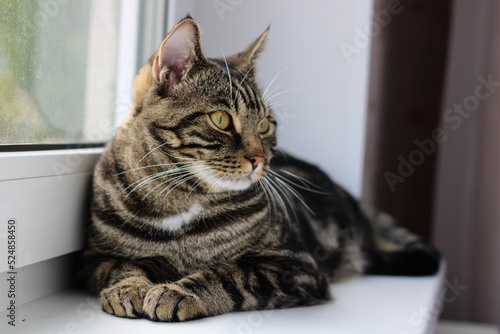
[245,154,264,170]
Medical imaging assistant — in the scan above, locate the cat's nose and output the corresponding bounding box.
[245,154,264,170]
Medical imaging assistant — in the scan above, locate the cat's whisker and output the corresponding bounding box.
[186,177,206,198]
[277,170,328,194]
[123,160,210,197]
[258,179,274,222]
[148,162,212,201]
[123,171,167,191]
[264,88,301,103]
[233,65,256,106]
[116,161,202,176]
[159,149,199,161]
[143,170,192,200]
[263,84,284,104]
[184,166,220,197]
[273,175,316,216]
[262,68,288,101]
[266,175,299,222]
[125,169,184,198]
[160,174,198,202]
[137,141,171,166]
[175,162,220,198]
[151,172,194,202]
[153,163,214,198]
[266,102,292,110]
[265,98,291,108]
[262,176,289,223]
[267,178,289,225]
[221,49,233,103]
[206,171,227,195]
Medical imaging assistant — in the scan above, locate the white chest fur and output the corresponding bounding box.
[161,203,203,232]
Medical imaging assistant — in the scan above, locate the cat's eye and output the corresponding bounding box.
[210,111,231,131]
[258,117,271,134]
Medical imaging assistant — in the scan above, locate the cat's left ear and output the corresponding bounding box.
[152,17,206,86]
[228,27,269,73]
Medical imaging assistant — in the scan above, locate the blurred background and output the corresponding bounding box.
[0,0,498,331]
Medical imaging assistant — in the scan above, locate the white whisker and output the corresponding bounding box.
[159,149,198,161]
[233,65,256,105]
[262,68,288,100]
[262,176,290,224]
[221,49,233,102]
[265,88,301,103]
[274,176,315,216]
[116,161,201,176]
[278,170,328,193]
[137,141,171,166]
[266,175,298,222]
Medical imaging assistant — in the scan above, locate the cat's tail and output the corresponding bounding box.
[360,203,441,276]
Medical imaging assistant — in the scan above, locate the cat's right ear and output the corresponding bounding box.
[152,17,206,88]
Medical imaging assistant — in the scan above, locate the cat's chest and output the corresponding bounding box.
[160,203,203,232]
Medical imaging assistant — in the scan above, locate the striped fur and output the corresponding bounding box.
[78,17,440,321]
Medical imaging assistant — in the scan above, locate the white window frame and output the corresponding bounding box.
[0,0,168,309]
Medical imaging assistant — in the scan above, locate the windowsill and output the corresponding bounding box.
[0,263,445,334]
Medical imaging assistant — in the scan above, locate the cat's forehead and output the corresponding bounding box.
[204,58,268,119]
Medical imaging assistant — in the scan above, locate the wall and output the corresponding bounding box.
[167,0,372,196]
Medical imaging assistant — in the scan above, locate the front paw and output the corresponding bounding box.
[100,277,152,318]
[143,283,207,322]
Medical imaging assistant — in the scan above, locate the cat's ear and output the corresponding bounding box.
[228,27,269,73]
[152,17,206,86]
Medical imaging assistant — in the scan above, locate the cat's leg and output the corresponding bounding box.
[142,252,330,322]
[78,255,152,318]
[98,262,153,318]
[78,254,180,319]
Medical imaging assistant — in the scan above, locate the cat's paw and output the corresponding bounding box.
[100,277,152,318]
[143,283,207,322]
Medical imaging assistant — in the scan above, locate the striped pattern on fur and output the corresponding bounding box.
[78,17,440,322]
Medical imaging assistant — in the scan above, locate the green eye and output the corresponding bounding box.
[210,111,231,130]
[258,117,270,134]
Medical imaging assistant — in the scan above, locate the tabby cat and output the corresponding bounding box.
[78,17,440,322]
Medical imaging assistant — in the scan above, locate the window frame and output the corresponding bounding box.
[0,0,168,276]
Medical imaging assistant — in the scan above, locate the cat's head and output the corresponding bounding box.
[123,17,277,193]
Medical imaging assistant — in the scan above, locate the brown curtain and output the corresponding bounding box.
[362,0,452,241]
[432,0,500,326]
[363,0,500,327]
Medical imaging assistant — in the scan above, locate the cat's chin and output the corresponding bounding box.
[201,173,263,193]
[212,176,254,192]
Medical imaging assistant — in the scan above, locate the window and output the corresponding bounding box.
[0,0,168,308]
[0,0,123,146]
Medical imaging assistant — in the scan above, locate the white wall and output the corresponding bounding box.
[168,0,372,196]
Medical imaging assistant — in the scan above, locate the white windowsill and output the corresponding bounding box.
[0,264,445,334]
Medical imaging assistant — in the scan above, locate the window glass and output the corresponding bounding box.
[0,0,121,145]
